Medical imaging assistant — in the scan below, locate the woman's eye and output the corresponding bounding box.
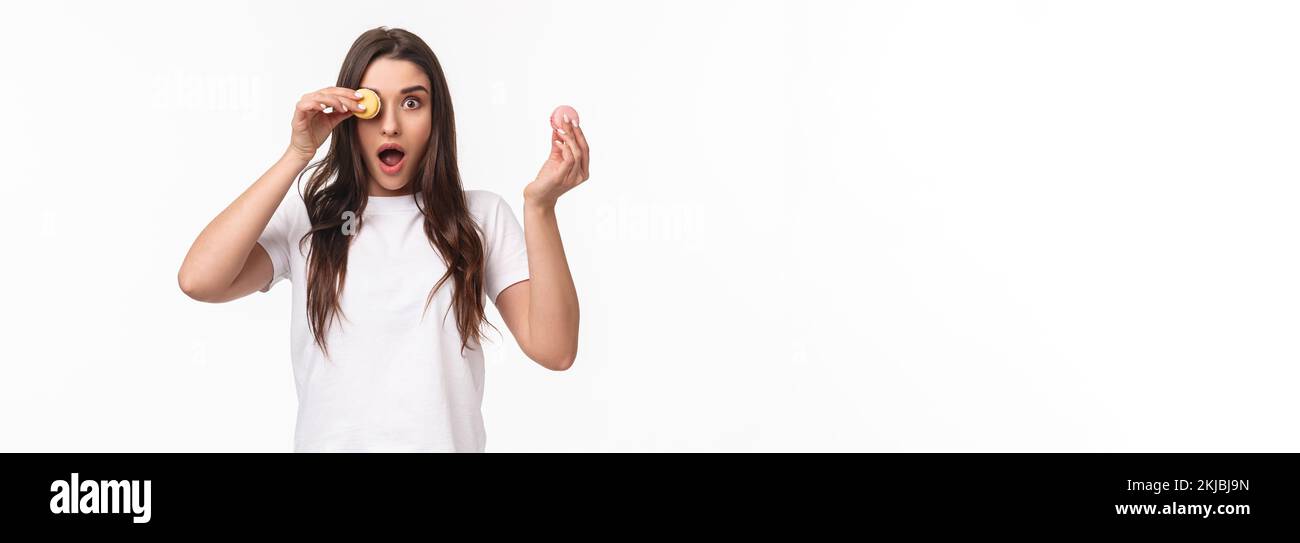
[403,98,421,109]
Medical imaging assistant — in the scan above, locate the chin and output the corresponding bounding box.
[375,178,411,192]
[364,164,413,194]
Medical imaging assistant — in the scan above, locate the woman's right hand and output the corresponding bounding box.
[287,87,367,162]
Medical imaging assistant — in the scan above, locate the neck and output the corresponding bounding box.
[368,181,414,197]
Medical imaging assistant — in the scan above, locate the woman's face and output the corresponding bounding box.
[355,57,433,196]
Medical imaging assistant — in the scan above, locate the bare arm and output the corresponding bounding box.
[178,86,366,303]
[177,150,308,303]
[497,203,581,371]
[496,113,589,371]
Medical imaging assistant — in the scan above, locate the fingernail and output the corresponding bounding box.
[573,118,579,128]
[557,127,567,135]
[356,103,366,111]
[340,104,348,111]
[354,90,363,98]
[556,140,563,146]
[564,115,571,125]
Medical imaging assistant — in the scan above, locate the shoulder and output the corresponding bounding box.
[281,189,310,222]
[464,189,517,224]
[268,188,312,237]
[464,189,510,213]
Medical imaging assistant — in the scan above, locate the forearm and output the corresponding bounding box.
[179,149,308,295]
[522,200,580,365]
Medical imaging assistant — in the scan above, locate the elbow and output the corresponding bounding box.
[551,352,576,372]
[535,349,577,372]
[526,329,579,371]
[177,268,221,303]
[550,337,579,371]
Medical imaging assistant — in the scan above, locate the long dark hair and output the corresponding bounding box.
[295,26,494,357]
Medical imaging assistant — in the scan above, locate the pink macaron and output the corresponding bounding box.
[550,105,579,130]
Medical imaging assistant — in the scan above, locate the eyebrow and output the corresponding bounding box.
[399,85,429,94]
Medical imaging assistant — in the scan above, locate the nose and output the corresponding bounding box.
[380,104,400,137]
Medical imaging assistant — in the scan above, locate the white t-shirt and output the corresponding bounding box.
[256,189,530,452]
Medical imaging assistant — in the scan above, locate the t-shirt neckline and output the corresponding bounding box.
[365,194,420,214]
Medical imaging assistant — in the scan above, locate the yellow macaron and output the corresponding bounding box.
[353,88,381,120]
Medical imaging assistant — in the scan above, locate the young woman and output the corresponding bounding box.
[177,27,588,452]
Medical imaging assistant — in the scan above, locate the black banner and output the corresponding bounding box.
[1,453,1289,533]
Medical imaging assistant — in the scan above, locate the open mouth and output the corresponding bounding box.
[376,143,406,174]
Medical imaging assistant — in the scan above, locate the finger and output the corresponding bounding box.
[567,116,589,177]
[296,96,325,116]
[295,95,339,123]
[548,128,565,160]
[322,88,367,113]
[556,122,583,176]
[554,138,575,173]
[304,93,342,114]
[560,138,583,182]
[323,87,362,99]
[310,92,361,114]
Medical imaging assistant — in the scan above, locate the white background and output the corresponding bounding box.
[1,1,1296,451]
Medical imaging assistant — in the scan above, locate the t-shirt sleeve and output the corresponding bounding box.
[482,193,531,303]
[256,193,297,293]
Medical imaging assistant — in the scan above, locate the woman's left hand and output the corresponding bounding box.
[525,114,590,207]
